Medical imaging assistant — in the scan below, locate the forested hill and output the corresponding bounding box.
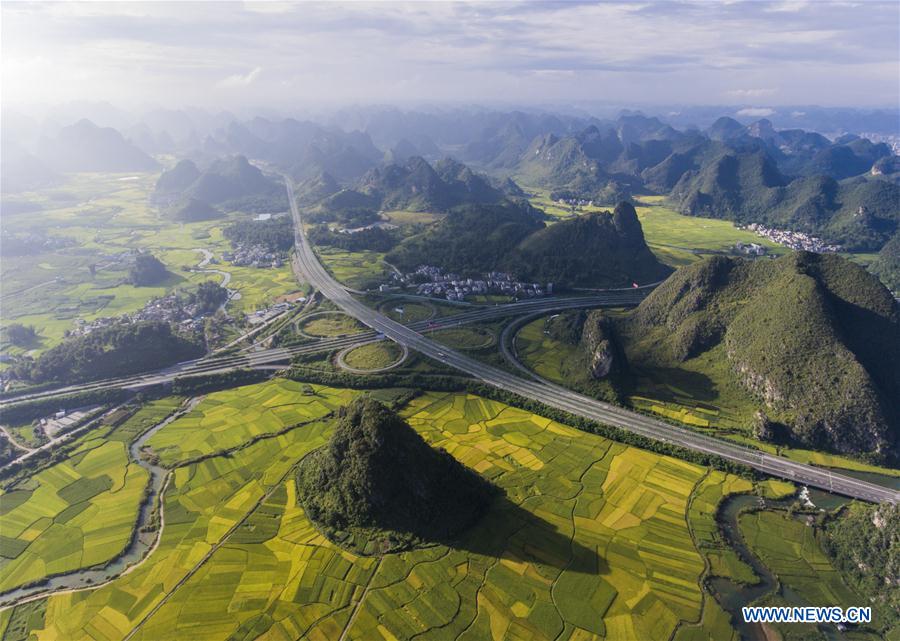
[296,397,495,553]
[312,156,511,214]
[11,321,205,385]
[511,202,672,287]
[670,150,900,251]
[385,200,545,275]
[154,155,287,215]
[620,252,900,461]
[386,201,670,289]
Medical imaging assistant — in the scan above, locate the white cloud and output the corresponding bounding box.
[736,107,776,117]
[216,66,262,89]
[1,1,898,108]
[727,88,777,98]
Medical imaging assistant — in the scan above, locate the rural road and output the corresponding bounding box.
[285,176,900,505]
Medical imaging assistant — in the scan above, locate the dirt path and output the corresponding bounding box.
[0,425,34,453]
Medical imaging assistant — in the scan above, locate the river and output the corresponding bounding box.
[0,398,202,609]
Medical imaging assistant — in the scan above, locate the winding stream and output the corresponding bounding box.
[193,248,240,304]
[708,483,879,641]
[0,398,202,609]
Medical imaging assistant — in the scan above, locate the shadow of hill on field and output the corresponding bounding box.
[443,493,604,576]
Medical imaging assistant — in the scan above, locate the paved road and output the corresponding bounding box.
[285,177,899,505]
[0,293,647,407]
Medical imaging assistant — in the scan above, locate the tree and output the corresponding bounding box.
[193,281,229,314]
[129,253,168,286]
[6,323,37,346]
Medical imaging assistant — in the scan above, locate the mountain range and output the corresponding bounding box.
[153,155,286,217]
[35,119,159,173]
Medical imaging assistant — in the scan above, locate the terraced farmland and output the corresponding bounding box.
[144,379,358,466]
[0,438,148,593]
[6,381,760,641]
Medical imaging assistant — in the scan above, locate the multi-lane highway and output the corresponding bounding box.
[0,291,647,407]
[285,177,899,504]
[1,178,895,504]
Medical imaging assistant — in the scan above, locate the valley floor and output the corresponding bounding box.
[0,379,889,641]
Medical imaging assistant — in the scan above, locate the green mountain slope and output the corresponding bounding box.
[387,201,670,288]
[671,151,899,250]
[869,233,900,292]
[510,202,672,287]
[386,201,545,274]
[621,253,900,461]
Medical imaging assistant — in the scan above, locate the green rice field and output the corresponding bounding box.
[1,172,300,354]
[0,439,147,593]
[314,246,390,291]
[144,380,358,466]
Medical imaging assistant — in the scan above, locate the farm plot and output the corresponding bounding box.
[145,380,358,466]
[315,246,390,291]
[296,312,366,337]
[739,511,864,609]
[20,387,750,641]
[0,438,148,593]
[514,317,580,383]
[25,413,336,641]
[380,300,434,323]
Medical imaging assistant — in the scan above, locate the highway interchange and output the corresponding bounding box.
[1,178,896,504]
[284,178,899,504]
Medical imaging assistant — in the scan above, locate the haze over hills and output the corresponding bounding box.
[35,119,159,173]
[4,103,898,288]
[153,155,286,216]
[0,141,60,194]
[304,155,517,215]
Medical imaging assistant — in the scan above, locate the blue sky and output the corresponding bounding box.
[3,1,898,109]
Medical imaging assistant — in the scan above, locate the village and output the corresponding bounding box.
[742,223,842,253]
[391,265,551,301]
[223,243,286,268]
[68,290,210,338]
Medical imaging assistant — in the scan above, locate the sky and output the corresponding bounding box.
[2,0,899,112]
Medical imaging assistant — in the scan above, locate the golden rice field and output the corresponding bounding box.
[4,380,763,641]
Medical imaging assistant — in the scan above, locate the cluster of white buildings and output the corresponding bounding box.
[733,241,768,256]
[742,223,842,253]
[246,299,303,326]
[223,244,285,268]
[556,197,595,208]
[395,266,550,301]
[331,221,397,235]
[69,292,207,338]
